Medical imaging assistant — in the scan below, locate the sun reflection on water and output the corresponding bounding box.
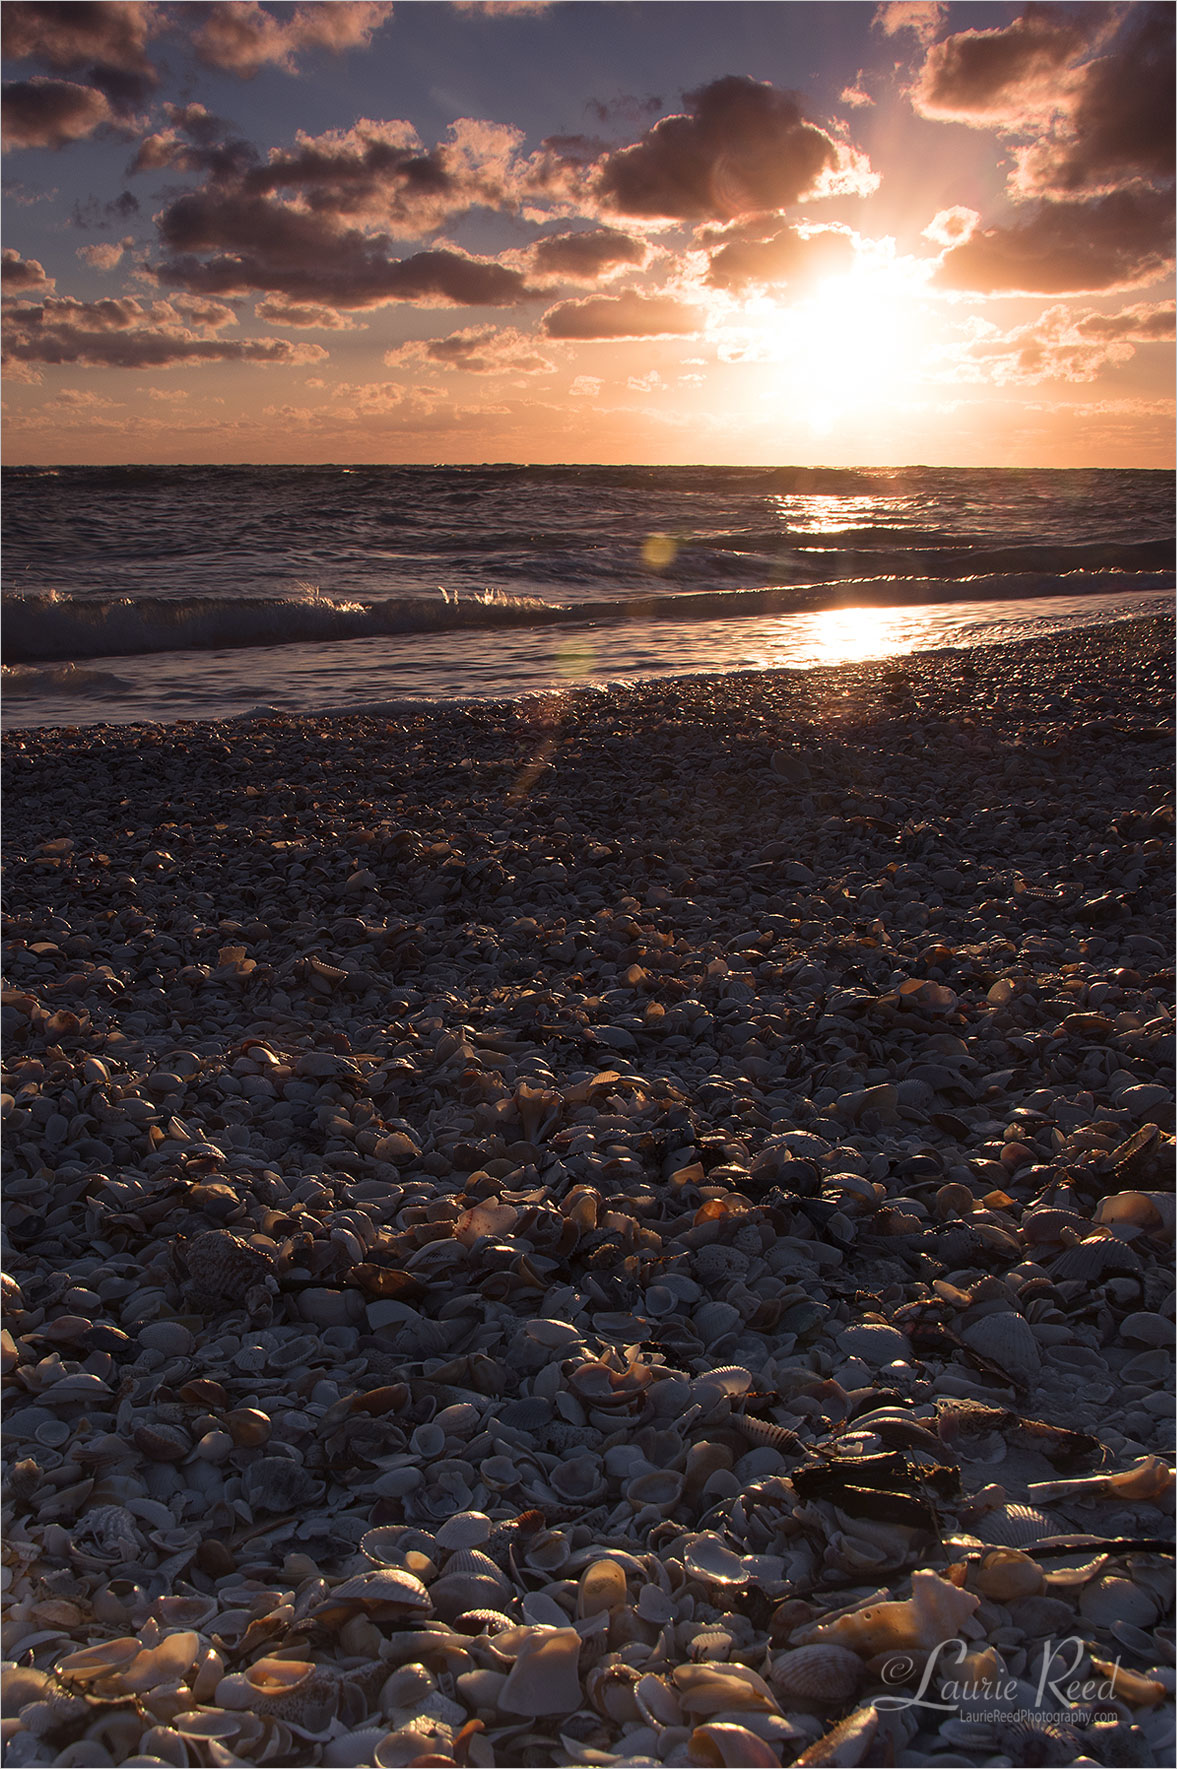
[746,605,919,671]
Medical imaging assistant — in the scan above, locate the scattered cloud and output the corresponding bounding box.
[944,299,1171,385]
[2,294,327,369]
[912,7,1100,126]
[873,3,946,47]
[186,2,393,79]
[385,323,555,374]
[594,76,872,221]
[922,205,979,247]
[2,76,115,150]
[840,84,874,109]
[255,297,366,329]
[568,374,602,396]
[1,248,54,294]
[77,236,134,272]
[933,187,1175,295]
[528,226,649,282]
[541,289,706,339]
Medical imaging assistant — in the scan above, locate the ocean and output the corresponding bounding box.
[2,463,1172,728]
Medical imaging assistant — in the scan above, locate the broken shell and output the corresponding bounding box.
[498,1627,583,1716]
[971,1549,1046,1602]
[690,1722,785,1766]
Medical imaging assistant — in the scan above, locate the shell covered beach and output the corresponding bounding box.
[2,615,1174,1769]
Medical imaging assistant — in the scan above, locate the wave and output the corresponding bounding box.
[1,660,134,698]
[4,570,1171,665]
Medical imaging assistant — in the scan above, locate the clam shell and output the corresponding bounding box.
[960,1309,1041,1382]
[769,1644,863,1704]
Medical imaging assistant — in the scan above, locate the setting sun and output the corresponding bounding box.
[774,265,931,433]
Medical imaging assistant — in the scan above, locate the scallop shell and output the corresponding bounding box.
[960,1309,1041,1382]
[769,1644,863,1704]
[977,1503,1060,1549]
[1049,1237,1143,1282]
[180,1228,276,1306]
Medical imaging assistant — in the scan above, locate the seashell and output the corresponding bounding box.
[792,1702,880,1767]
[224,1406,272,1447]
[133,1422,191,1463]
[118,1632,202,1694]
[242,1456,324,1513]
[577,1557,628,1619]
[769,1644,863,1705]
[434,1511,492,1550]
[180,1229,276,1306]
[318,1567,433,1617]
[1088,1657,1167,1706]
[498,1626,583,1716]
[625,1468,684,1513]
[977,1503,1061,1549]
[959,1309,1040,1382]
[1049,1236,1142,1282]
[216,1658,339,1739]
[672,1662,779,1714]
[971,1548,1045,1601]
[803,1570,980,1658]
[690,1722,786,1766]
[1079,1575,1162,1631]
[635,1671,684,1727]
[57,1637,142,1681]
[1028,1455,1175,1505]
[684,1532,751,1586]
[550,1453,606,1504]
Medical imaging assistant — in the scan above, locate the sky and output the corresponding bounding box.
[2,0,1173,467]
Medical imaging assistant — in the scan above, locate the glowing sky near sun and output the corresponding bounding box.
[2,1,1173,466]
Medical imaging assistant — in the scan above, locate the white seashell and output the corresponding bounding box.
[498,1626,583,1717]
[1079,1575,1162,1631]
[690,1722,790,1766]
[434,1510,491,1550]
[977,1503,1060,1549]
[577,1557,628,1620]
[672,1662,779,1714]
[625,1469,684,1513]
[803,1569,981,1657]
[684,1532,750,1586]
[971,1549,1045,1601]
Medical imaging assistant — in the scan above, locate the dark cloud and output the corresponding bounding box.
[1,248,54,293]
[913,5,1101,122]
[586,93,664,128]
[1,1,158,106]
[386,324,555,374]
[529,227,649,282]
[2,76,113,149]
[186,2,393,79]
[2,292,328,368]
[1015,4,1175,197]
[706,223,856,290]
[71,188,141,229]
[129,103,258,180]
[155,186,534,309]
[594,76,864,221]
[541,290,705,339]
[933,188,1175,294]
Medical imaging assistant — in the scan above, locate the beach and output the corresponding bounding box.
[2,615,1174,1768]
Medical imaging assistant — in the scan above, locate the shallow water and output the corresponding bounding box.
[3,586,1171,729]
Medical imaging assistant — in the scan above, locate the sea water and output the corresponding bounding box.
[3,463,1172,728]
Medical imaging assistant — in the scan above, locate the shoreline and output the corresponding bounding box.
[3,614,1174,1769]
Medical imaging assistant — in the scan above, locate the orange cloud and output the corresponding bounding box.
[2,76,114,149]
[187,2,393,79]
[541,290,706,339]
[933,189,1174,295]
[2,295,326,369]
[385,325,555,374]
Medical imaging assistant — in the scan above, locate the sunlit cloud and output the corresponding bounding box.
[185,2,393,79]
[2,294,326,369]
[873,3,947,48]
[933,188,1175,295]
[385,325,556,374]
[1,248,54,294]
[541,289,706,339]
[2,76,115,149]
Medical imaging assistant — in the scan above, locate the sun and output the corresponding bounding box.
[767,260,932,434]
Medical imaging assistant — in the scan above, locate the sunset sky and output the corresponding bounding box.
[2,0,1173,466]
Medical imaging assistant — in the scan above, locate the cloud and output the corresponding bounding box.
[933,187,1175,294]
[1,1,159,106]
[384,323,555,374]
[840,84,874,109]
[910,4,1172,200]
[186,2,393,79]
[912,7,1099,124]
[255,298,366,329]
[706,223,856,291]
[945,300,1171,385]
[2,76,114,149]
[1013,3,1175,198]
[594,76,871,222]
[529,226,649,282]
[2,294,327,368]
[922,206,979,247]
[1,248,54,294]
[568,374,602,396]
[541,289,705,339]
[77,237,133,271]
[873,3,946,46]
